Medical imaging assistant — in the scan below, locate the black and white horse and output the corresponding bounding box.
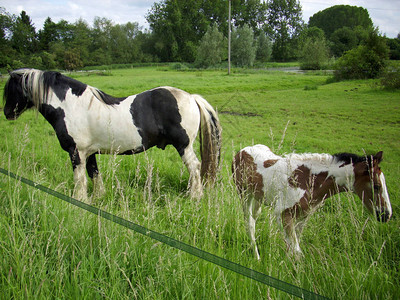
[3,69,221,200]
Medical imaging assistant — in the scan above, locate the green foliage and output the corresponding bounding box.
[298,26,330,70]
[170,62,189,70]
[330,26,359,57]
[64,49,83,71]
[231,25,257,67]
[334,30,389,80]
[10,11,37,54]
[309,5,373,39]
[386,35,400,60]
[146,0,209,62]
[380,64,400,89]
[195,24,227,68]
[299,38,330,70]
[267,0,304,61]
[0,8,152,69]
[255,32,272,62]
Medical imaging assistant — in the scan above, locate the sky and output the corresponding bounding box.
[1,0,399,38]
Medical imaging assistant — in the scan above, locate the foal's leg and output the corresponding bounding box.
[69,148,88,201]
[281,208,302,255]
[86,153,105,197]
[181,144,202,199]
[243,197,262,260]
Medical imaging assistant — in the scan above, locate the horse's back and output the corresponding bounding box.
[233,145,281,200]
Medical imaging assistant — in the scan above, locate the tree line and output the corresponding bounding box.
[1,1,399,72]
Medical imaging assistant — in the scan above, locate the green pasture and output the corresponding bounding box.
[0,67,399,299]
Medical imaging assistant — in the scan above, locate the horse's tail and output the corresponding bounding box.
[192,94,222,185]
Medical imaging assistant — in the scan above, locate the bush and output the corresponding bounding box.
[299,38,330,70]
[232,25,257,67]
[170,63,189,71]
[381,66,400,89]
[195,24,227,68]
[256,32,272,62]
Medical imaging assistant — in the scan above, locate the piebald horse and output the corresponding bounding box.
[3,69,221,200]
[232,144,392,259]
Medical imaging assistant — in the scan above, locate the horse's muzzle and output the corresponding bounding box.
[376,208,391,222]
[5,115,18,120]
[4,110,19,120]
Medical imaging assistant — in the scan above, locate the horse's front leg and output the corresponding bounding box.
[86,153,105,198]
[69,148,88,201]
[243,197,262,260]
[281,208,302,256]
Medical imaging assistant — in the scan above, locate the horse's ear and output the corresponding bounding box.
[374,151,383,164]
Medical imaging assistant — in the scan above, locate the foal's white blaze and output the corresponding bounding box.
[379,172,392,219]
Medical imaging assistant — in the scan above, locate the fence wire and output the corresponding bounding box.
[0,167,328,300]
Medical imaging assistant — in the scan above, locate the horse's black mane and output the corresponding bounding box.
[333,152,371,165]
[42,71,87,101]
[6,69,125,106]
[42,70,125,105]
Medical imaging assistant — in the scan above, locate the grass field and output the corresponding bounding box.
[0,66,399,299]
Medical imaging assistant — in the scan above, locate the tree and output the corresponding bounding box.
[334,29,389,80]
[146,0,270,62]
[298,26,330,69]
[329,27,358,57]
[195,24,227,68]
[386,34,400,60]
[69,19,92,65]
[64,48,83,70]
[232,24,257,67]
[308,5,373,40]
[0,7,15,67]
[256,31,272,62]
[146,0,210,62]
[11,11,37,54]
[38,17,58,51]
[231,0,268,35]
[266,0,304,61]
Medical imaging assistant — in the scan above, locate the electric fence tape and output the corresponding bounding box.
[0,167,328,300]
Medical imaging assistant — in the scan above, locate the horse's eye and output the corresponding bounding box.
[374,185,381,192]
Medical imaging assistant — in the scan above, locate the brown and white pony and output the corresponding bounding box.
[232,144,392,259]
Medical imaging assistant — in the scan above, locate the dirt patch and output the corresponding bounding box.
[220,110,262,117]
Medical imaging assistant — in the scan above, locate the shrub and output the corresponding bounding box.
[195,24,227,68]
[381,66,400,89]
[299,38,330,70]
[256,32,272,62]
[170,63,189,71]
[232,25,257,67]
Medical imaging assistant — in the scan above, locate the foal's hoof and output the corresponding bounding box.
[73,191,91,204]
[189,188,203,199]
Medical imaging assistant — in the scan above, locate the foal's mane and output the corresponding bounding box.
[285,152,334,164]
[286,152,373,167]
[8,68,123,107]
[333,153,370,165]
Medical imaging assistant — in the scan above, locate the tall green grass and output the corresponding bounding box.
[0,67,399,299]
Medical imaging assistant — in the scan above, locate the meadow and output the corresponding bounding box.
[0,66,399,299]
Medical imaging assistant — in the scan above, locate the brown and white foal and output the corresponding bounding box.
[232,144,392,259]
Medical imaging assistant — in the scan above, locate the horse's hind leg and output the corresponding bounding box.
[181,144,203,199]
[86,153,105,198]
